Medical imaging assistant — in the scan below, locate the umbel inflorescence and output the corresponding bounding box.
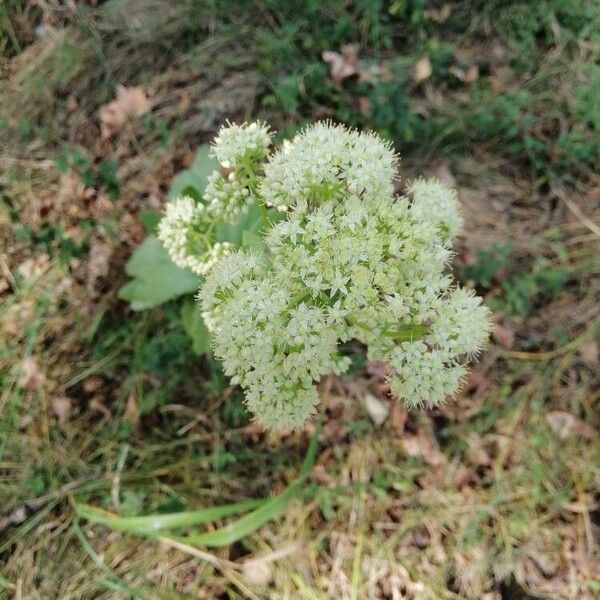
[158,121,491,428]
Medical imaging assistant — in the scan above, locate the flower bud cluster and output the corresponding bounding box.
[160,121,491,427]
[260,122,397,210]
[158,122,272,274]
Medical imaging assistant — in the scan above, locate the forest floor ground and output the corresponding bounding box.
[1,2,599,598]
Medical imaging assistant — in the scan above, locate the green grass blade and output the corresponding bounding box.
[171,421,321,547]
[301,418,322,474]
[76,420,321,547]
[74,498,265,533]
[172,476,305,547]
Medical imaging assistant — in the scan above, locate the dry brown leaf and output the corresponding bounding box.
[362,392,389,427]
[322,44,359,84]
[450,64,479,83]
[51,396,73,422]
[412,55,432,83]
[402,428,446,466]
[493,322,515,349]
[358,96,371,116]
[424,4,452,23]
[20,356,44,391]
[390,402,407,435]
[99,84,150,139]
[83,376,104,394]
[17,254,50,279]
[124,388,140,424]
[91,192,114,219]
[466,432,491,466]
[89,394,110,418]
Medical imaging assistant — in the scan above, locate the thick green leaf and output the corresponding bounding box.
[169,144,217,200]
[139,209,161,234]
[216,202,264,247]
[180,299,211,355]
[119,236,200,310]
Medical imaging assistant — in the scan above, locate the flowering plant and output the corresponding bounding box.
[157,121,491,428]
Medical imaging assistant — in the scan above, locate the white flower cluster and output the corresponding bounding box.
[408,178,463,241]
[210,121,272,169]
[204,121,273,222]
[158,122,272,274]
[157,196,215,275]
[193,121,491,428]
[260,122,398,210]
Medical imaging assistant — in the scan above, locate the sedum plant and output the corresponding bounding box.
[158,121,491,429]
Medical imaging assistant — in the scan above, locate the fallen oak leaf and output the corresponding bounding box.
[322,44,359,84]
[99,84,150,139]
